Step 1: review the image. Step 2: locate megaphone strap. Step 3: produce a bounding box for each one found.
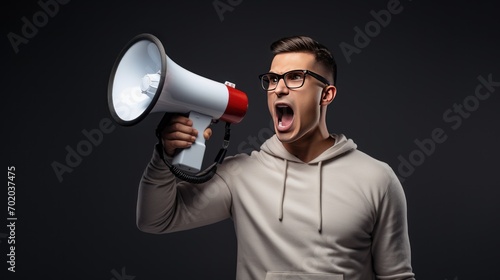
[214,122,231,164]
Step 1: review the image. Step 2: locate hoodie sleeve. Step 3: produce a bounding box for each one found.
[371,168,415,280]
[136,148,233,234]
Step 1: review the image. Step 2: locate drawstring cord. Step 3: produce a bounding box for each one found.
[318,161,323,234]
[278,159,288,222]
[278,159,324,234]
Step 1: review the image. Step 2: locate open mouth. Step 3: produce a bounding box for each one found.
[276,104,294,131]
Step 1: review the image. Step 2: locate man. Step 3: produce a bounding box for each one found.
[137,35,415,279]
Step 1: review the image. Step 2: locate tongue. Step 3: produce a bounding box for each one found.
[278,107,293,130]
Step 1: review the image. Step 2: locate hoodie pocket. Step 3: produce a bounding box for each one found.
[264,271,344,280]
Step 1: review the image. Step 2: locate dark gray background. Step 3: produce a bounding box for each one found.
[3,0,499,279]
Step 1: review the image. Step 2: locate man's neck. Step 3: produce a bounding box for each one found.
[282,131,335,163]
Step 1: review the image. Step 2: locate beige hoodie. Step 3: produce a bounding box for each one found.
[137,134,415,280]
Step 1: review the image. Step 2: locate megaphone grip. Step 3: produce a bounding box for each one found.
[171,111,213,173]
[154,142,217,184]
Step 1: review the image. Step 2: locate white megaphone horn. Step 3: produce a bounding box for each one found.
[107,33,248,176]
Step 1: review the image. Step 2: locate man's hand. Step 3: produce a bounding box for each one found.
[160,114,212,157]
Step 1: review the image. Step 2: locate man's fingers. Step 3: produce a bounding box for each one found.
[159,114,213,157]
[165,130,196,142]
[204,128,212,140]
[163,117,198,137]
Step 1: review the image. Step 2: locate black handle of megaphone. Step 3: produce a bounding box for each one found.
[154,113,231,184]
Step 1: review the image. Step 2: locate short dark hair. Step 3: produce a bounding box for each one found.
[270,36,337,86]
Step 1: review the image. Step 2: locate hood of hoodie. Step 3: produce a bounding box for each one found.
[259,134,357,233]
[260,134,357,163]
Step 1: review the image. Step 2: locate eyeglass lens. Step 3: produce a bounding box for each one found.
[262,71,305,90]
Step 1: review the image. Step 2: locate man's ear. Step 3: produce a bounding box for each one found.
[320,85,336,105]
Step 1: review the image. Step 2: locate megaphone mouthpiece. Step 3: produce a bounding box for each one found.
[220,84,248,124]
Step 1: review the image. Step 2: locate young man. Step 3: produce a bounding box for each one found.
[137,36,415,280]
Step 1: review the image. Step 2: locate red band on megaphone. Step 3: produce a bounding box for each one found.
[220,86,248,124]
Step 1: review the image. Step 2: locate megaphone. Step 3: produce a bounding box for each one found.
[108,33,248,175]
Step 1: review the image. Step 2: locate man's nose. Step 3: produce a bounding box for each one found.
[274,78,289,96]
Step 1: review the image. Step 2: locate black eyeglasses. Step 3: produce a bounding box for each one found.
[258,70,330,91]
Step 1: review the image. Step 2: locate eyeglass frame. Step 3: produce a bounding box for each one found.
[258,69,331,91]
